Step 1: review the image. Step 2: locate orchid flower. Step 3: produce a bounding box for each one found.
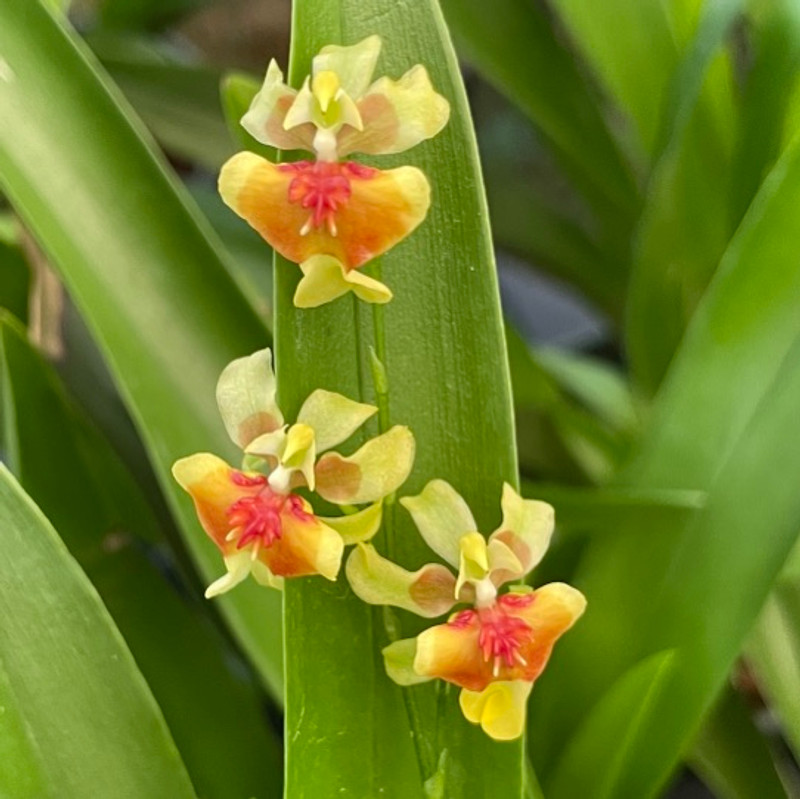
[218,35,450,308]
[346,480,586,741]
[173,349,415,598]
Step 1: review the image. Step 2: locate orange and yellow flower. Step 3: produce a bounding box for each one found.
[346,480,586,740]
[173,349,415,597]
[218,36,449,308]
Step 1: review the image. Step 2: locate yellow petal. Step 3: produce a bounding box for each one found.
[205,551,253,599]
[313,35,382,100]
[294,255,393,308]
[489,483,554,584]
[400,480,477,569]
[296,388,377,452]
[383,638,433,686]
[459,681,532,741]
[338,65,450,156]
[320,501,383,545]
[241,60,315,151]
[455,532,490,599]
[219,153,430,269]
[346,543,458,618]
[315,425,415,504]
[216,348,283,449]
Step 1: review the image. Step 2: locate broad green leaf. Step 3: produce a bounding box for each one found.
[439,0,638,218]
[689,686,788,799]
[747,579,800,765]
[276,1,522,796]
[0,0,282,697]
[546,650,676,798]
[626,0,741,393]
[0,313,282,799]
[532,128,800,796]
[0,465,196,798]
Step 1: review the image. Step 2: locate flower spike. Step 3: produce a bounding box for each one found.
[219,35,449,308]
[346,480,586,741]
[173,348,415,597]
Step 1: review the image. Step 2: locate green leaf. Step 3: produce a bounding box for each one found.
[276,2,522,796]
[0,464,196,798]
[689,686,788,799]
[625,0,741,393]
[545,650,677,799]
[0,0,282,697]
[532,127,800,796]
[747,578,800,765]
[439,0,638,217]
[0,312,282,799]
[99,0,209,31]
[91,35,236,170]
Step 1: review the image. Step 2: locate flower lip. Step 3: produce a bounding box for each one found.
[226,473,310,553]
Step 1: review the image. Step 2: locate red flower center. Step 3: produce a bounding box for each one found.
[280,160,377,235]
[450,593,536,674]
[227,472,308,551]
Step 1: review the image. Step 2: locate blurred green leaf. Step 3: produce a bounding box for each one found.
[626,0,741,393]
[731,0,800,221]
[99,0,210,32]
[0,234,29,325]
[277,1,523,795]
[89,33,235,170]
[0,312,282,799]
[747,579,800,765]
[533,126,800,796]
[0,0,282,697]
[689,686,787,799]
[440,0,639,218]
[546,650,677,799]
[0,464,196,798]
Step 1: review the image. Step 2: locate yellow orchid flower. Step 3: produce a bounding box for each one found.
[173,349,415,597]
[346,480,586,741]
[218,36,450,308]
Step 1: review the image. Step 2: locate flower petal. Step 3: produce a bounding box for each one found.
[489,484,555,583]
[219,153,430,269]
[383,638,433,686]
[172,453,257,552]
[346,543,458,618]
[296,388,377,453]
[400,480,477,569]
[508,583,587,683]
[320,501,383,545]
[257,498,343,580]
[459,681,533,741]
[241,60,316,151]
[205,551,253,599]
[338,65,450,156]
[279,422,317,490]
[312,35,382,100]
[413,611,486,690]
[216,348,283,450]
[315,425,415,504]
[294,255,393,308]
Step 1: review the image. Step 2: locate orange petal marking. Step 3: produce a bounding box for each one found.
[218,152,430,268]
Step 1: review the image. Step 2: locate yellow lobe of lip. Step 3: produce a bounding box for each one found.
[312,70,341,114]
